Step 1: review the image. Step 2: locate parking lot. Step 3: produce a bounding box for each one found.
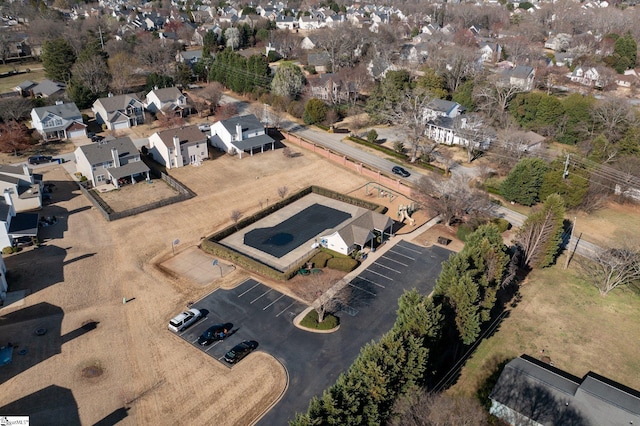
[174,279,307,365]
[337,240,447,316]
[169,239,452,424]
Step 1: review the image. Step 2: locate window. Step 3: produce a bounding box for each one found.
[96,174,105,182]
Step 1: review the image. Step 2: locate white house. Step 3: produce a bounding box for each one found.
[148,125,209,169]
[30,101,87,141]
[426,116,492,150]
[499,65,536,91]
[92,93,146,131]
[569,66,602,87]
[0,164,42,212]
[145,87,190,117]
[320,210,395,255]
[0,190,39,254]
[424,99,464,121]
[209,114,275,159]
[74,137,150,188]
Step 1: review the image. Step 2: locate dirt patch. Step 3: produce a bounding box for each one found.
[412,224,465,252]
[94,179,180,212]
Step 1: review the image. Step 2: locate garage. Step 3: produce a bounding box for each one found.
[66,122,87,139]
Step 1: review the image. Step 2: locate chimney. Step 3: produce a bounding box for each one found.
[22,163,30,177]
[173,135,180,153]
[236,123,243,141]
[108,92,113,97]
[111,148,120,168]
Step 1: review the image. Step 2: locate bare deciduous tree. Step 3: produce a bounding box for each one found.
[277,186,289,198]
[304,270,350,323]
[392,390,489,426]
[0,97,34,122]
[0,120,32,155]
[230,209,243,228]
[515,194,565,268]
[428,46,479,92]
[578,246,640,296]
[72,56,111,96]
[452,113,491,163]
[386,89,437,163]
[108,52,139,95]
[413,174,491,226]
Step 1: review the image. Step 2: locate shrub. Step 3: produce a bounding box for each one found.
[366,129,378,144]
[300,309,339,330]
[393,141,405,153]
[456,223,475,242]
[326,257,358,272]
[287,100,304,119]
[491,218,511,233]
[2,246,13,255]
[310,252,333,268]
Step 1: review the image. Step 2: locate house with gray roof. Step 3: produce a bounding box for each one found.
[490,355,640,425]
[29,79,66,98]
[30,101,86,141]
[148,125,208,169]
[145,87,191,117]
[423,99,464,120]
[0,163,43,212]
[500,65,536,91]
[320,210,395,255]
[208,114,275,159]
[92,93,145,131]
[74,137,150,189]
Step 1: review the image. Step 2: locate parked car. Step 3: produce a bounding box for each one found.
[224,340,258,364]
[197,323,233,346]
[392,166,410,178]
[28,155,53,165]
[198,123,211,132]
[168,308,202,332]
[92,135,104,142]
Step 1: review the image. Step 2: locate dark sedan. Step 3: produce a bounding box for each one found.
[392,166,410,178]
[223,340,258,364]
[28,155,53,165]
[197,323,233,346]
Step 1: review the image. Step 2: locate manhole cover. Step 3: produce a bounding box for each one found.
[34,327,47,336]
[81,365,104,378]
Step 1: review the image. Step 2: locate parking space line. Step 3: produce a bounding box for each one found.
[397,244,423,255]
[388,249,415,261]
[251,289,272,304]
[373,262,402,274]
[205,341,221,352]
[380,255,408,267]
[275,301,296,317]
[349,283,377,296]
[238,282,261,297]
[366,269,394,281]
[263,294,285,310]
[357,276,385,289]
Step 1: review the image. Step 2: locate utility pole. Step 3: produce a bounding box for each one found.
[563,154,570,179]
[564,216,577,269]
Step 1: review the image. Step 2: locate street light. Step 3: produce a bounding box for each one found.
[172,238,180,256]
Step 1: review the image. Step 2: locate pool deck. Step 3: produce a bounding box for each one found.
[220,193,369,271]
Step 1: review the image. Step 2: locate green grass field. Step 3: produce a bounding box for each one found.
[450,261,640,397]
[0,61,45,94]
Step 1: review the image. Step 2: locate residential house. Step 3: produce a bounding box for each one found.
[0,164,43,212]
[74,137,150,188]
[208,114,275,159]
[479,41,502,63]
[176,49,203,66]
[309,74,353,104]
[0,190,39,254]
[148,125,209,169]
[490,355,640,425]
[299,15,325,30]
[569,66,602,87]
[399,42,430,65]
[92,93,146,131]
[145,87,191,117]
[423,99,464,121]
[30,101,86,141]
[307,51,332,73]
[545,33,572,52]
[500,65,536,91]
[300,36,318,50]
[275,15,298,30]
[320,210,395,255]
[16,79,66,98]
[426,116,492,150]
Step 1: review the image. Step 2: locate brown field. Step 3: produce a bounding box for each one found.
[449,263,640,398]
[0,147,372,425]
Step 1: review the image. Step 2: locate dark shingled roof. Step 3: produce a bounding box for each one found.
[77,137,138,165]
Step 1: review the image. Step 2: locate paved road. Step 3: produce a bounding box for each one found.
[283,121,603,259]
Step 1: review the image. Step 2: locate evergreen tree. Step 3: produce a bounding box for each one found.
[304,98,328,124]
[515,194,566,268]
[271,61,305,98]
[558,93,595,145]
[613,32,637,73]
[539,159,589,209]
[41,38,76,83]
[452,79,475,112]
[501,157,550,206]
[365,70,411,122]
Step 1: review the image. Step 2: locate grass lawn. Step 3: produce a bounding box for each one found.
[0,66,45,93]
[449,262,640,398]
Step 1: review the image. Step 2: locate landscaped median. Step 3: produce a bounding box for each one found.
[294,307,340,333]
